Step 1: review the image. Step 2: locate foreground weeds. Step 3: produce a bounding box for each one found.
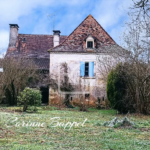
[0,106,150,149]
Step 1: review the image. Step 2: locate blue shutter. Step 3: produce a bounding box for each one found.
[80,62,85,77]
[89,62,94,77]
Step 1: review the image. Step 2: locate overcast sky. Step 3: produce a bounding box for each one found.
[0,0,132,54]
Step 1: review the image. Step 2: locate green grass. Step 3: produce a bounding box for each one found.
[0,106,150,150]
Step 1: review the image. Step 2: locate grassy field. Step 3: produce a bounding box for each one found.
[0,106,150,150]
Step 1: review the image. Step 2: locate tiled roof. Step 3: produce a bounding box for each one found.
[31,58,50,70]
[0,59,3,68]
[49,14,116,52]
[6,34,67,69]
[7,34,67,57]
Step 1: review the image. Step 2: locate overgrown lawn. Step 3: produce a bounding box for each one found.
[0,106,150,150]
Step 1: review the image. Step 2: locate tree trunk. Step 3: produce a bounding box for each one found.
[23,104,28,112]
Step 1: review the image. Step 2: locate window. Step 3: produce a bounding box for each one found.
[86,35,94,49]
[85,62,89,76]
[80,62,94,77]
[22,38,26,43]
[87,41,93,48]
[0,68,3,73]
[102,97,104,101]
[85,94,90,99]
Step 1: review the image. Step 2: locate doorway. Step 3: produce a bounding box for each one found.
[40,87,49,104]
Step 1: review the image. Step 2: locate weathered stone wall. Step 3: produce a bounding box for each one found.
[49,52,108,106]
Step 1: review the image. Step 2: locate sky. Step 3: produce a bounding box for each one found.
[0,0,133,55]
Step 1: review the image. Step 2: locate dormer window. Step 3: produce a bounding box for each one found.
[22,38,26,43]
[87,41,93,48]
[86,35,94,49]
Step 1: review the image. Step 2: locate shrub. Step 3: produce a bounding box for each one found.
[95,97,110,109]
[96,97,101,109]
[17,87,42,112]
[78,95,88,111]
[107,64,134,113]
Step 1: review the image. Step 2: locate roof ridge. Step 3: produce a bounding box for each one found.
[18,34,67,36]
[89,15,116,44]
[19,34,53,36]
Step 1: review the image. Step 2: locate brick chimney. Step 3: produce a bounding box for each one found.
[9,24,19,47]
[53,30,61,47]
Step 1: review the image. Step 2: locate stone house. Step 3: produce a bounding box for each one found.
[6,14,122,106]
[48,14,122,107]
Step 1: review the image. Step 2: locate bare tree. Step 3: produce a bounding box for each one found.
[0,57,37,105]
[121,14,150,114]
[60,62,74,107]
[132,0,150,15]
[97,10,150,114]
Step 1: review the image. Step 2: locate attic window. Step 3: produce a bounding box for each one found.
[86,35,94,49]
[87,41,93,48]
[22,38,26,43]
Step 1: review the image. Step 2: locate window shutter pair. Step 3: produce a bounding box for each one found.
[80,62,94,77]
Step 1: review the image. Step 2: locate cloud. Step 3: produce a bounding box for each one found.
[0,0,132,52]
[92,0,131,29]
[0,30,9,51]
[0,0,55,26]
[0,0,87,25]
[0,0,89,47]
[91,0,133,43]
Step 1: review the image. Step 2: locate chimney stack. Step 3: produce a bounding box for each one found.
[53,30,61,47]
[9,24,19,47]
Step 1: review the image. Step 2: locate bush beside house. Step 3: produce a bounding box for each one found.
[17,87,42,112]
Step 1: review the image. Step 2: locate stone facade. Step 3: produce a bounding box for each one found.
[48,14,118,106]
[49,53,107,106]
